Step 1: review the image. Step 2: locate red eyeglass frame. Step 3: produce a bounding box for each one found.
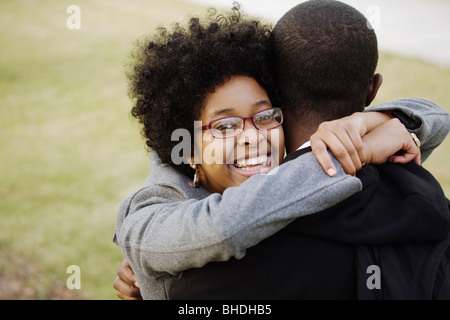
[201,108,284,139]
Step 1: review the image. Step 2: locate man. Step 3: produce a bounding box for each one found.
[114,0,450,299]
[168,0,450,299]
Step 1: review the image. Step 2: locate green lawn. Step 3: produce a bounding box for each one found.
[0,0,208,300]
[0,0,449,299]
[373,52,450,191]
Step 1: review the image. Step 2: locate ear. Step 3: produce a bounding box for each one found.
[187,156,195,168]
[365,73,383,106]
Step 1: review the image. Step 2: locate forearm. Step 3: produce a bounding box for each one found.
[354,111,391,134]
[116,152,362,275]
[365,98,450,162]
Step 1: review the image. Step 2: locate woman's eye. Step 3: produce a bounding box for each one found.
[255,114,273,124]
[215,123,236,131]
[212,119,240,131]
[256,115,270,121]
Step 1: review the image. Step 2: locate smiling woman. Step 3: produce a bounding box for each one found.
[114,3,380,300]
[195,75,284,194]
[126,4,280,183]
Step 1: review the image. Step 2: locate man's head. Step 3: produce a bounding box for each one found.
[272,0,382,150]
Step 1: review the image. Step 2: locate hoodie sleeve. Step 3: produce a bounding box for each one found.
[365,98,450,162]
[114,152,361,275]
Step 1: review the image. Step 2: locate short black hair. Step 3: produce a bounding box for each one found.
[126,4,279,178]
[272,0,378,121]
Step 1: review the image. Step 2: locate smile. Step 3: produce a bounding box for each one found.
[234,155,269,170]
[229,154,272,176]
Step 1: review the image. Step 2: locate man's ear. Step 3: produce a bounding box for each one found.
[365,73,383,106]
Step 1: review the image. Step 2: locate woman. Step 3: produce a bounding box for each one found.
[114,5,446,299]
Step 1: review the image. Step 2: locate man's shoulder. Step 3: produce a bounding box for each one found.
[358,162,449,215]
[360,162,444,193]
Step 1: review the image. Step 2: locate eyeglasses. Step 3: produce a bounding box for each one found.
[201,108,283,139]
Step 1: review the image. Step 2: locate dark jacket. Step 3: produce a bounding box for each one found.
[170,149,450,300]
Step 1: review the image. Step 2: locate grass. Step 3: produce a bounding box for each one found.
[373,52,450,191]
[0,0,208,300]
[0,0,449,299]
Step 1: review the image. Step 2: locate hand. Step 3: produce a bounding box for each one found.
[113,258,142,300]
[310,112,420,176]
[363,118,421,166]
[310,112,381,176]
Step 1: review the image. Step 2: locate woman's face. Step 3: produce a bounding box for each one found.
[194,75,285,194]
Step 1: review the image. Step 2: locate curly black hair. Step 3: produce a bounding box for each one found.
[126,3,279,178]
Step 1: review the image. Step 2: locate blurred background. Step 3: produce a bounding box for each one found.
[1,0,449,299]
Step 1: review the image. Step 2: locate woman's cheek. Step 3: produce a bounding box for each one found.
[199,133,235,166]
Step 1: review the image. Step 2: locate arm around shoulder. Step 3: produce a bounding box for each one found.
[114,152,362,275]
[366,98,450,162]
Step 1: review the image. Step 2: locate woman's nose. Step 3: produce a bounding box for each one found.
[237,119,264,146]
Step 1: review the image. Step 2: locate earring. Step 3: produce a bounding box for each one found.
[190,163,200,188]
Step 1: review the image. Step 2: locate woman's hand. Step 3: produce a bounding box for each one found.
[113,258,142,300]
[362,118,421,166]
[310,112,420,176]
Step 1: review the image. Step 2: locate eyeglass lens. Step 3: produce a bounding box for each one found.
[210,109,282,138]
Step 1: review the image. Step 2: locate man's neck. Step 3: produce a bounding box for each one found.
[283,109,325,153]
[286,137,309,153]
[284,121,318,154]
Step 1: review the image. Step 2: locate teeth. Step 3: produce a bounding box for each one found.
[235,155,268,168]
